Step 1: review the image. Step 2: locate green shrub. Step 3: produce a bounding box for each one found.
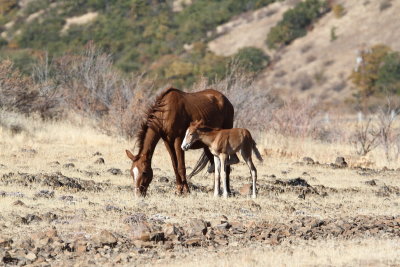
[376,52,400,94]
[233,47,270,73]
[332,4,345,18]
[350,44,392,97]
[266,0,329,49]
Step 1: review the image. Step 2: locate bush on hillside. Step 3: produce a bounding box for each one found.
[376,51,400,95]
[350,44,392,97]
[266,0,329,49]
[233,47,270,73]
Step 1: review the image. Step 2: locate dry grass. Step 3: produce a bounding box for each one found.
[0,112,399,266]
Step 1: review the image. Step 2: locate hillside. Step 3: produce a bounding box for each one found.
[209,0,400,107]
[1,0,400,108]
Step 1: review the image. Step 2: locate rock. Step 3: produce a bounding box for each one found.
[48,161,60,167]
[25,252,36,261]
[0,237,13,248]
[302,157,315,164]
[186,219,207,237]
[96,230,117,247]
[163,224,181,240]
[105,204,122,212]
[63,163,75,168]
[158,177,169,183]
[93,152,102,156]
[34,190,54,198]
[59,195,74,201]
[184,237,202,246]
[239,184,252,196]
[107,168,122,175]
[124,213,147,224]
[335,157,347,168]
[94,158,105,164]
[21,148,37,154]
[287,178,310,187]
[19,214,42,225]
[150,232,165,242]
[12,200,25,206]
[130,222,152,241]
[365,179,377,186]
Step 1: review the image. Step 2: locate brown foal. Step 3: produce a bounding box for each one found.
[181,120,263,198]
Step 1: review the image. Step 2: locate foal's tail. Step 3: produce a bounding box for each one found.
[252,141,263,162]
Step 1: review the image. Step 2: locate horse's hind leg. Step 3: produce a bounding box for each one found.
[213,156,221,197]
[241,147,257,198]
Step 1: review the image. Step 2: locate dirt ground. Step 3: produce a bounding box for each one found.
[1,117,400,266]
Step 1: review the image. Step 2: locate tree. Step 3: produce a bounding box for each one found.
[233,47,270,73]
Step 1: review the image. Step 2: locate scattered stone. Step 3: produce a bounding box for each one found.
[34,190,55,198]
[130,222,152,241]
[18,214,42,225]
[59,195,74,201]
[25,252,37,261]
[365,179,377,186]
[63,163,75,168]
[48,161,60,167]
[95,230,117,247]
[21,148,37,154]
[124,213,147,224]
[186,219,207,237]
[94,158,105,164]
[105,204,122,212]
[158,177,169,183]
[303,157,314,164]
[12,200,25,206]
[185,237,202,246]
[335,157,348,168]
[0,237,13,248]
[107,168,122,175]
[93,152,102,156]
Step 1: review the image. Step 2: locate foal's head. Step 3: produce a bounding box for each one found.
[125,150,153,197]
[181,119,205,151]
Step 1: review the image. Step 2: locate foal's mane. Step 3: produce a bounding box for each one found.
[135,88,181,154]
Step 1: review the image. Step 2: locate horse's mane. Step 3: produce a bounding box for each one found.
[135,88,182,154]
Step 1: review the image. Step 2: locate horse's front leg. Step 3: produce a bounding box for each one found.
[175,138,190,194]
[220,154,229,198]
[213,156,221,197]
[164,140,183,194]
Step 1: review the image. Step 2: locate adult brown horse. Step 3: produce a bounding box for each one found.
[125,88,236,197]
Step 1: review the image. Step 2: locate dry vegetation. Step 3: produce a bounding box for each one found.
[0,107,400,266]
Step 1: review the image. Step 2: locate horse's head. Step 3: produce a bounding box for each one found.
[181,119,204,151]
[125,149,153,197]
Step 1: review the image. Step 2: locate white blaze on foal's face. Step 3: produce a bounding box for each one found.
[181,129,190,150]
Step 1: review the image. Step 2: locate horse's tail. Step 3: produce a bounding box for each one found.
[188,150,209,179]
[252,141,263,162]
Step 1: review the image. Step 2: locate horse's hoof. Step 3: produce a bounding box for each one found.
[251,195,257,199]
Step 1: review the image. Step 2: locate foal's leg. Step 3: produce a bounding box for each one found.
[220,154,229,198]
[241,147,257,198]
[213,156,221,197]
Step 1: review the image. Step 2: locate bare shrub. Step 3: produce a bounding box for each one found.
[270,98,322,139]
[0,59,59,117]
[351,119,379,156]
[376,104,399,161]
[191,61,277,130]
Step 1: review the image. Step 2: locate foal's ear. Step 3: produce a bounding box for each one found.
[125,149,137,161]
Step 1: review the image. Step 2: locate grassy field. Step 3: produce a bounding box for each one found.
[0,112,399,266]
